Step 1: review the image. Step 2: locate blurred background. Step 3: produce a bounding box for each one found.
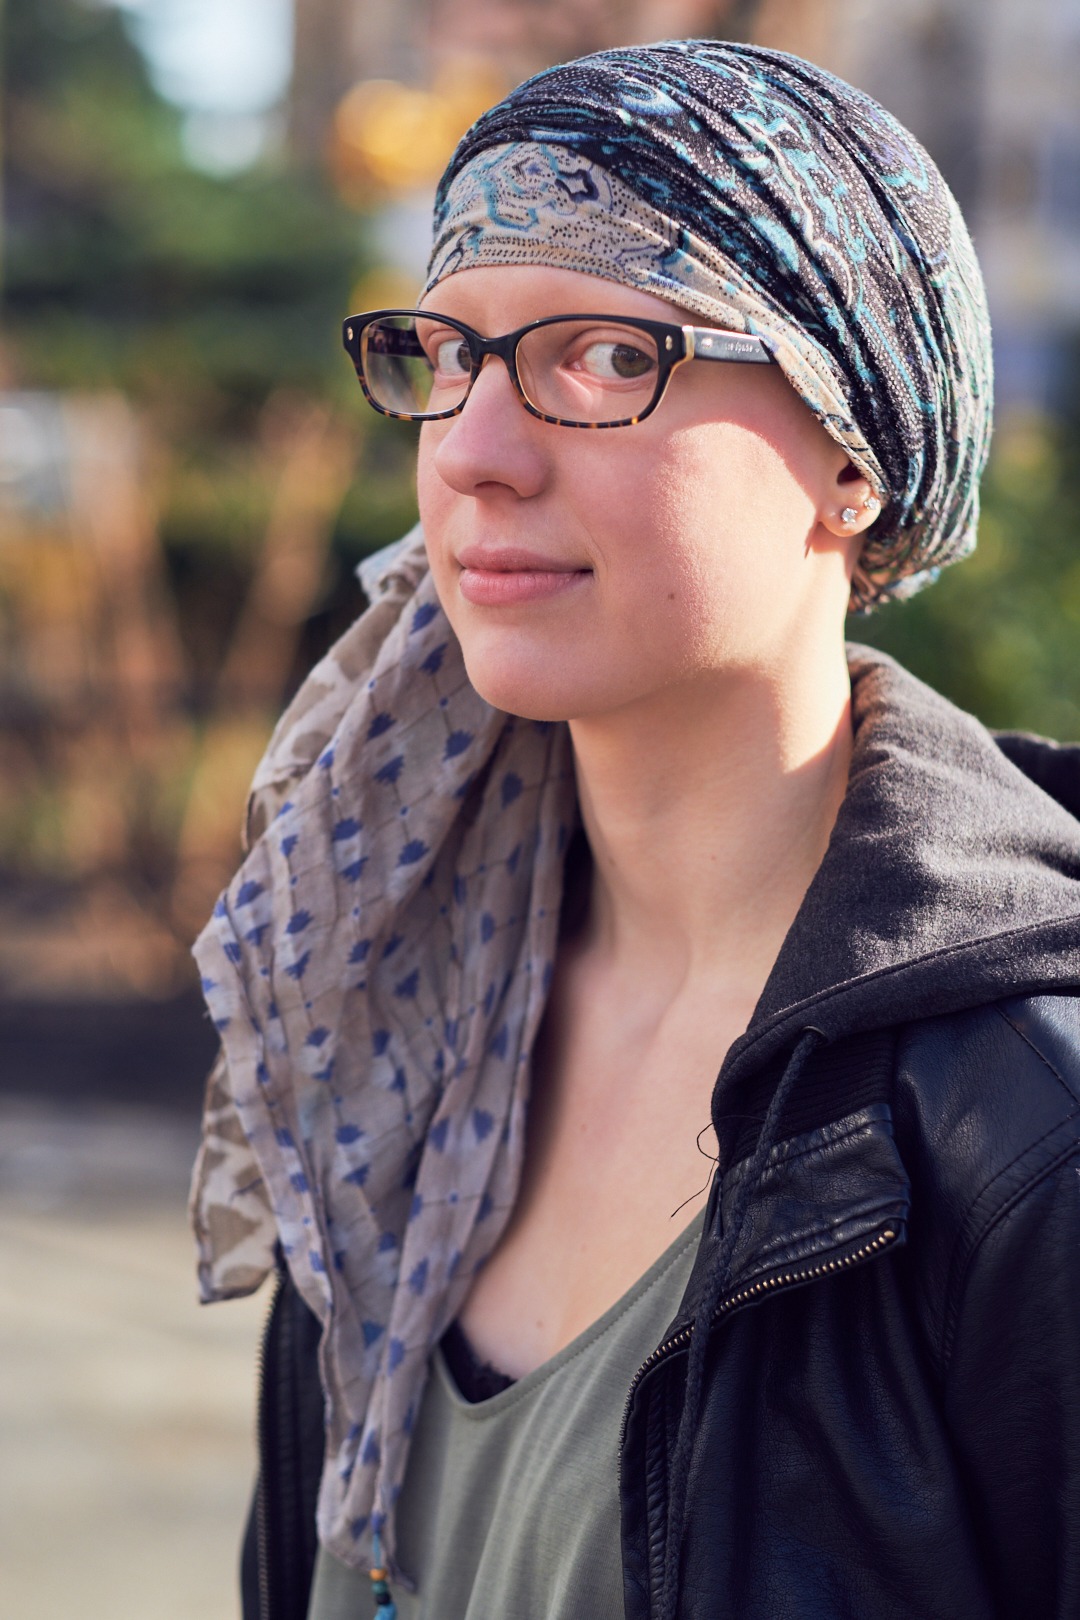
[1,0,1078,1615]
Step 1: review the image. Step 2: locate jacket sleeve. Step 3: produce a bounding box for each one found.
[942,1127,1080,1618]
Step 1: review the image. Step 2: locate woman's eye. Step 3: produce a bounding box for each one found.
[431,337,471,378]
[578,340,655,381]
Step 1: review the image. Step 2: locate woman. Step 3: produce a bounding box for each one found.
[191,40,1080,1620]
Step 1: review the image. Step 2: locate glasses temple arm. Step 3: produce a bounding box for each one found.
[682,327,774,364]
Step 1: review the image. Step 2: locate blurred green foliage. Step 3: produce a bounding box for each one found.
[4,0,367,417]
[6,0,358,416]
[4,0,418,597]
[853,406,1080,740]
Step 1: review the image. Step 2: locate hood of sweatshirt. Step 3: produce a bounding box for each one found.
[713,647,1080,1118]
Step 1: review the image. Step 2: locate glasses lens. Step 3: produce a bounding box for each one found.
[360,315,472,417]
[515,320,661,424]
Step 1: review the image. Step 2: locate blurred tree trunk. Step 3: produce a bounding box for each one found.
[289,0,425,166]
[169,395,358,942]
[67,396,185,750]
[751,0,836,60]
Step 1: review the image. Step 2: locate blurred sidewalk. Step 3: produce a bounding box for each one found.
[0,1096,266,1620]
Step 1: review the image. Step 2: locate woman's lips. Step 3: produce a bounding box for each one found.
[456,546,591,607]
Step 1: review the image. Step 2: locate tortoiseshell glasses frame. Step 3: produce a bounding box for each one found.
[341,308,775,430]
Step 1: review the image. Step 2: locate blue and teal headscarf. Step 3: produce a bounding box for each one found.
[426,41,993,610]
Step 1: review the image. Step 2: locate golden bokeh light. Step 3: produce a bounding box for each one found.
[331,59,506,200]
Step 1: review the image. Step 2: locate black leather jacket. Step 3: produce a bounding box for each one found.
[238,654,1080,1620]
[622,996,1080,1620]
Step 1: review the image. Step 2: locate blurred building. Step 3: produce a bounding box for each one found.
[839,0,1080,411]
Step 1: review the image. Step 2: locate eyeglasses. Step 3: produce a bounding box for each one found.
[341,309,774,429]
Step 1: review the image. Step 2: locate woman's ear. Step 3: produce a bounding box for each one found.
[818,460,884,539]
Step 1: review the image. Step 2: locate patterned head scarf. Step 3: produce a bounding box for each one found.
[425,40,993,610]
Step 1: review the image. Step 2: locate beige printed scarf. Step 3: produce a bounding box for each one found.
[191,527,576,1574]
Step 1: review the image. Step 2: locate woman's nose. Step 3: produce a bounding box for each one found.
[428,354,550,499]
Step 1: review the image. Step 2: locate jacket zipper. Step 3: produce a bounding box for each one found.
[621,1223,899,1439]
[621,1224,900,1620]
[619,1223,898,1619]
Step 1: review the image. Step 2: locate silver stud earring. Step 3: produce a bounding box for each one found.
[841,507,859,526]
[863,494,881,516]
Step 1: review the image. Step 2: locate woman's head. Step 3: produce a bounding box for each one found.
[423,40,993,614]
[416,261,872,722]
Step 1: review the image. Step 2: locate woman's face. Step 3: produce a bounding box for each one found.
[417,265,858,722]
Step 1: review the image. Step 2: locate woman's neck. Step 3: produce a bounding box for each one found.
[567,645,854,1009]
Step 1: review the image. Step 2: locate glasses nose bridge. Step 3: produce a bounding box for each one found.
[465,328,527,407]
[472,328,522,373]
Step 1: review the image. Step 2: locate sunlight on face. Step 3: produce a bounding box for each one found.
[416,266,857,722]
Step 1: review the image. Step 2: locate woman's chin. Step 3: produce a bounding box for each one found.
[463,669,577,723]
[459,649,597,723]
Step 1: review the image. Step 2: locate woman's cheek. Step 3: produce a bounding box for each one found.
[416,454,457,610]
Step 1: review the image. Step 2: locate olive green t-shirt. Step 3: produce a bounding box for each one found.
[307,1212,703,1620]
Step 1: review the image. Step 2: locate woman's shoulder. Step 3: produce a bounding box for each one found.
[895,992,1080,1194]
[893,993,1080,1355]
